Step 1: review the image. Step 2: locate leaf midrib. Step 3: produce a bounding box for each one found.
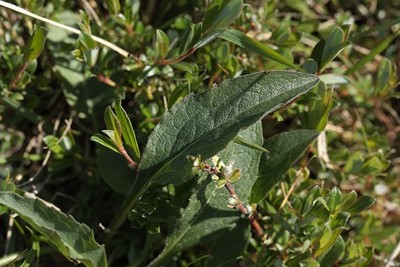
[141,79,316,184]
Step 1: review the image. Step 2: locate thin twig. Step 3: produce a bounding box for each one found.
[157,48,196,65]
[201,161,265,239]
[0,0,131,57]
[225,182,265,239]
[9,61,28,89]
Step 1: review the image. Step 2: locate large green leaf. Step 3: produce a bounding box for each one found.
[139,71,318,186]
[0,192,107,267]
[250,130,319,203]
[147,122,263,267]
[109,71,318,233]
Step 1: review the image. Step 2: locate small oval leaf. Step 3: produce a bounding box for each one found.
[23,26,49,62]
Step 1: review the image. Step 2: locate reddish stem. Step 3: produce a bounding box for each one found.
[9,61,29,89]
[225,182,265,239]
[120,147,138,169]
[157,48,196,65]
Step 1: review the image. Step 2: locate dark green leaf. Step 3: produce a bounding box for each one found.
[303,58,318,74]
[250,130,319,203]
[219,29,298,69]
[286,251,312,267]
[343,152,364,174]
[319,27,350,71]
[375,57,397,97]
[202,0,243,35]
[23,26,49,62]
[110,71,318,234]
[97,147,135,195]
[114,100,140,160]
[318,236,345,266]
[193,29,225,50]
[207,220,250,266]
[139,71,318,186]
[179,23,202,54]
[147,123,263,267]
[345,195,375,215]
[340,190,357,211]
[310,40,325,69]
[0,192,107,267]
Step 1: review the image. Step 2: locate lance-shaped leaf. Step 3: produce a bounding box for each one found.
[23,26,49,62]
[104,106,123,148]
[147,122,263,267]
[109,71,319,233]
[219,29,298,69]
[138,71,319,187]
[250,130,319,203]
[105,0,120,15]
[0,192,107,267]
[202,0,243,35]
[114,100,140,160]
[90,133,120,154]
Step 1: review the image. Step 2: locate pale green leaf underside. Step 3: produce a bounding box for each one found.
[148,122,263,267]
[0,192,107,267]
[138,71,319,186]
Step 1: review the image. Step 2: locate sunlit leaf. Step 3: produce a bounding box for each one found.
[23,26,48,62]
[114,100,140,160]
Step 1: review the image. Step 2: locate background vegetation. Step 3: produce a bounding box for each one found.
[0,0,399,266]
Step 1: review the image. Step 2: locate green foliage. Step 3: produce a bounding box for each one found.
[149,122,262,267]
[1,0,398,266]
[0,192,106,267]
